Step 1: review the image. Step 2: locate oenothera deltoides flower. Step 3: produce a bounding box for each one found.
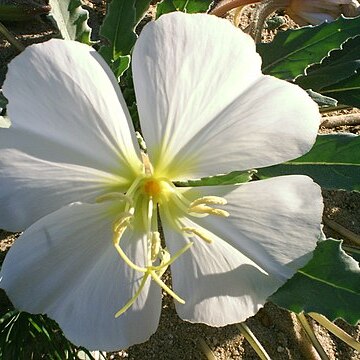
[287,0,360,26]
[0,13,323,351]
[212,0,360,26]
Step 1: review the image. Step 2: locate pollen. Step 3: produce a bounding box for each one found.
[143,178,162,197]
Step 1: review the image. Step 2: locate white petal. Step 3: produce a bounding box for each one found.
[0,149,128,231]
[290,11,336,25]
[161,175,323,325]
[288,0,344,24]
[162,218,281,326]
[187,175,323,276]
[0,202,161,351]
[132,13,319,180]
[2,39,141,175]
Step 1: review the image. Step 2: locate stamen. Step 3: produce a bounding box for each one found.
[149,270,185,304]
[182,227,214,243]
[156,248,171,278]
[109,163,231,317]
[151,242,193,273]
[113,212,133,234]
[151,231,161,262]
[189,204,229,217]
[115,241,189,318]
[115,273,150,318]
[142,153,153,176]
[113,243,147,273]
[189,196,227,207]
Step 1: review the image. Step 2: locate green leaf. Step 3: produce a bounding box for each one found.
[296,36,360,107]
[270,239,360,325]
[112,55,131,79]
[344,246,360,263]
[48,0,92,44]
[306,89,337,108]
[321,72,360,108]
[99,0,151,77]
[257,16,360,80]
[0,116,10,128]
[156,0,213,17]
[174,170,255,187]
[121,69,140,129]
[296,36,360,89]
[0,92,8,109]
[0,310,101,359]
[257,134,360,191]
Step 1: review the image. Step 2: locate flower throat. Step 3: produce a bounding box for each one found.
[97,153,229,317]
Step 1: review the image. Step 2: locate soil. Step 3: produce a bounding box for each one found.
[0,1,359,359]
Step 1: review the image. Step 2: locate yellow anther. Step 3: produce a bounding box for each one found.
[189,196,227,207]
[113,212,133,232]
[182,227,214,244]
[156,248,171,278]
[112,212,134,246]
[150,231,161,262]
[152,242,193,276]
[141,152,153,176]
[189,204,229,217]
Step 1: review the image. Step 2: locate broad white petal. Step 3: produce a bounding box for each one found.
[0,202,161,351]
[187,175,323,275]
[0,149,128,231]
[290,11,336,25]
[133,13,319,180]
[161,175,323,325]
[163,218,281,325]
[288,0,345,24]
[2,39,141,175]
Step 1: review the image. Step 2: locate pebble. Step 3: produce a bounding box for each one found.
[277,346,285,353]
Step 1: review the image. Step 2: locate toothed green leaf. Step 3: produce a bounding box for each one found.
[48,0,92,44]
[270,239,360,325]
[257,134,360,192]
[258,16,360,80]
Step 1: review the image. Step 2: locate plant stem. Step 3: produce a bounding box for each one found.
[309,313,360,352]
[297,313,330,360]
[236,323,271,360]
[247,0,289,42]
[323,217,360,246]
[321,113,360,128]
[0,22,24,53]
[233,5,247,27]
[197,337,217,360]
[342,244,360,257]
[210,0,260,17]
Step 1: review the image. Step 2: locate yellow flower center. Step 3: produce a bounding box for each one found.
[97,154,229,317]
[143,178,162,197]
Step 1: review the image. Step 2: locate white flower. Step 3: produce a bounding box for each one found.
[0,13,323,351]
[211,0,360,26]
[287,0,360,26]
